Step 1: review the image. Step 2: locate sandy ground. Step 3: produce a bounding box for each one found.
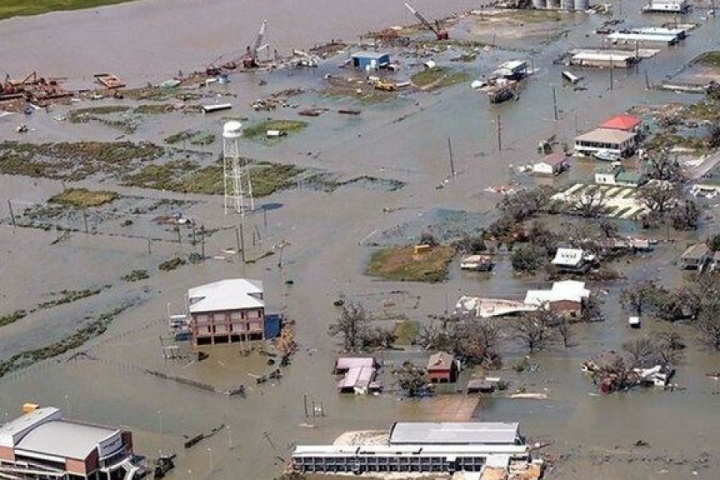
[1,2,720,480]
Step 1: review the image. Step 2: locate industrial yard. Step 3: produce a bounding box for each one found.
[1,0,720,480]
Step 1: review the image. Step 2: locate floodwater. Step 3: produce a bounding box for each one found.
[1,1,720,480]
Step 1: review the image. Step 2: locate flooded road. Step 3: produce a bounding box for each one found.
[1,1,720,480]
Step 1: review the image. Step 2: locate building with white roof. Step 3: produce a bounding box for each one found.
[0,406,136,480]
[524,280,591,316]
[187,278,266,345]
[574,128,637,158]
[551,248,596,273]
[642,0,688,13]
[291,422,534,475]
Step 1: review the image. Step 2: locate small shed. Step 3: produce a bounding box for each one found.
[615,170,647,187]
[680,243,710,270]
[351,51,390,71]
[264,312,284,339]
[532,153,569,176]
[460,254,493,271]
[426,351,456,383]
[594,166,617,185]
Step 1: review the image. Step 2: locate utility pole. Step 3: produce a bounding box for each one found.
[447,137,456,177]
[200,224,206,258]
[609,61,614,91]
[235,226,241,254]
[496,114,502,152]
[7,200,15,228]
[644,70,650,90]
[552,86,558,121]
[239,222,246,263]
[83,208,89,234]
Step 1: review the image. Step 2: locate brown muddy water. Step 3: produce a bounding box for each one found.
[1,1,720,480]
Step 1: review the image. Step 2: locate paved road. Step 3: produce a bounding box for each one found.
[687,150,720,180]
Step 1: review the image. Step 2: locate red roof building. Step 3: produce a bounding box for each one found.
[427,352,456,383]
[598,114,641,132]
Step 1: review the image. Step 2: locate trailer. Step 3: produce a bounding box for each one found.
[562,70,581,84]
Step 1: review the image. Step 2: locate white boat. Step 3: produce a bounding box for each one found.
[593,150,621,162]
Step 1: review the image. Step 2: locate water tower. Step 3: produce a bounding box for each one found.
[222,121,254,215]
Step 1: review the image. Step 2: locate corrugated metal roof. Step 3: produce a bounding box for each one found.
[16,420,119,460]
[188,278,264,313]
[389,422,520,445]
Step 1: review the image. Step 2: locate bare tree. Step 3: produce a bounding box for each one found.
[707,124,720,149]
[513,310,555,353]
[697,301,720,350]
[638,182,680,215]
[511,244,547,273]
[361,326,397,349]
[581,293,605,323]
[620,280,659,317]
[642,151,684,182]
[569,188,607,218]
[599,219,619,239]
[394,361,428,397]
[670,200,700,231]
[327,301,370,352]
[453,233,487,254]
[497,186,555,223]
[554,316,573,348]
[419,319,501,368]
[651,330,685,364]
[455,318,502,368]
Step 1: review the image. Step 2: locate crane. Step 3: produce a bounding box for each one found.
[404,3,448,40]
[242,19,268,68]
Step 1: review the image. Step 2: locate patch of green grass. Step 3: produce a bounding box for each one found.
[121,160,194,190]
[159,257,187,271]
[506,9,561,23]
[119,87,170,101]
[190,133,216,145]
[123,159,303,197]
[698,51,720,68]
[683,100,720,122]
[0,305,130,379]
[67,106,130,123]
[366,245,456,283]
[243,120,308,139]
[0,0,138,21]
[38,288,102,309]
[48,188,119,208]
[0,141,164,181]
[134,104,174,114]
[172,166,224,195]
[251,163,305,197]
[0,310,27,328]
[393,320,420,345]
[122,270,149,282]
[165,130,194,145]
[411,68,469,90]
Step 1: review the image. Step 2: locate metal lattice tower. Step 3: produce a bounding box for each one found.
[222,121,254,215]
